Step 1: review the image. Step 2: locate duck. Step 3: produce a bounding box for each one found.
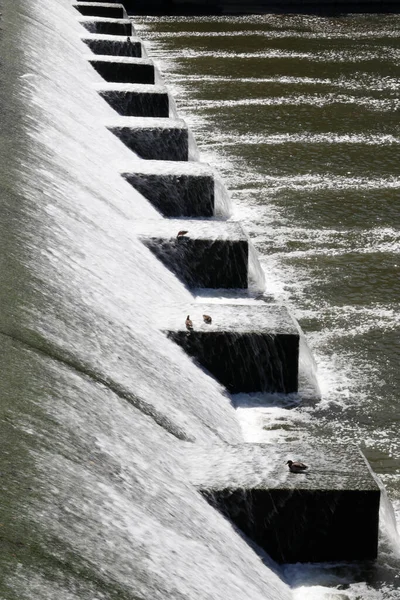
[286,460,308,473]
[185,315,193,331]
[203,314,212,324]
[177,230,188,239]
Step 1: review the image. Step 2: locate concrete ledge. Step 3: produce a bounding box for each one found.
[79,17,133,36]
[74,2,126,18]
[164,304,299,392]
[97,83,169,117]
[89,56,155,84]
[108,117,190,160]
[82,34,142,57]
[122,160,217,216]
[187,443,380,563]
[136,220,248,289]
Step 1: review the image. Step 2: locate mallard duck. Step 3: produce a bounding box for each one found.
[286,460,308,473]
[185,315,193,331]
[203,314,212,324]
[177,230,188,239]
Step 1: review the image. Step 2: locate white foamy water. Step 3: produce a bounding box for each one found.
[152,73,400,93]
[211,133,400,145]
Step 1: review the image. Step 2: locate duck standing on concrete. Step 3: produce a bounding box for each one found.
[185,315,193,331]
[203,314,212,324]
[286,460,308,473]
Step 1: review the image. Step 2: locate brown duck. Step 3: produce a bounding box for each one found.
[203,315,212,324]
[286,460,308,473]
[185,315,193,331]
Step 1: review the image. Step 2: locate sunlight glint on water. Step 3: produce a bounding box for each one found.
[134,12,400,599]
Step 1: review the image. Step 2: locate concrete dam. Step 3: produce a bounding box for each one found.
[0,1,397,600]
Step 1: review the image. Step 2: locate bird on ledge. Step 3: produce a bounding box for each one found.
[286,460,308,473]
[177,230,188,239]
[203,315,212,324]
[185,315,193,331]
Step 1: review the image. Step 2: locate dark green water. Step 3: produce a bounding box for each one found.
[135,13,400,598]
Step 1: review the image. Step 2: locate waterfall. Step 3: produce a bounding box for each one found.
[0,1,292,599]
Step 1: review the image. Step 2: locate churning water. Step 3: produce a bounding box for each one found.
[133,12,400,600]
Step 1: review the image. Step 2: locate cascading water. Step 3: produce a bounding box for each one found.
[0,1,293,599]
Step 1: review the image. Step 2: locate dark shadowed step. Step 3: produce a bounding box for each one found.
[89,56,155,84]
[122,160,217,216]
[109,117,190,160]
[82,34,142,57]
[97,84,169,117]
[80,17,133,36]
[164,303,299,392]
[135,220,248,289]
[187,443,380,563]
[74,2,126,18]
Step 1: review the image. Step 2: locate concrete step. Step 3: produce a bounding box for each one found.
[122,160,227,217]
[163,303,299,392]
[74,2,126,18]
[82,34,143,57]
[89,56,155,84]
[187,443,380,563]
[108,117,191,160]
[79,17,133,36]
[97,83,169,117]
[135,220,248,289]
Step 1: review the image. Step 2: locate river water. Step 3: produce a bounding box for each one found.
[133,13,400,600]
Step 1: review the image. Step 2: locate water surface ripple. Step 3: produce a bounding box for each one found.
[135,12,400,600]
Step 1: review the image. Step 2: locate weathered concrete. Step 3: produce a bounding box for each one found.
[97,83,169,117]
[122,160,217,216]
[80,17,133,36]
[187,443,380,563]
[135,220,248,289]
[108,117,190,160]
[164,304,299,392]
[74,2,126,18]
[89,56,155,84]
[82,34,142,57]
